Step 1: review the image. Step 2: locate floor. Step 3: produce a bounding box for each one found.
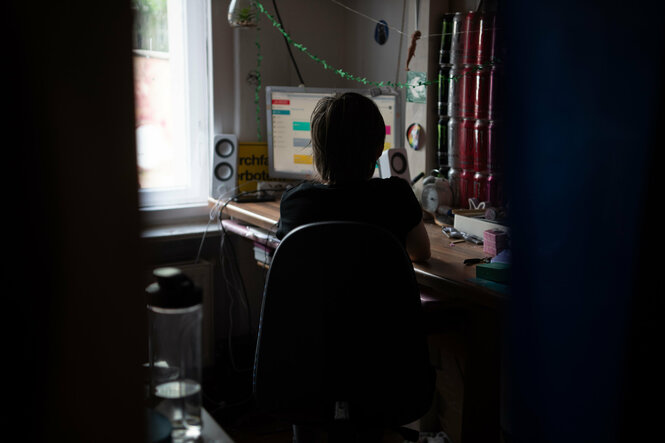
[223,412,291,442]
[204,381,430,443]
[209,401,415,442]
[202,349,426,442]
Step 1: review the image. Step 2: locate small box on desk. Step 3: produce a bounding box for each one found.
[476,262,510,285]
[483,229,509,256]
[454,213,509,239]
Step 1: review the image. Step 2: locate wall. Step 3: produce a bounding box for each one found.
[212,0,412,143]
[211,0,478,190]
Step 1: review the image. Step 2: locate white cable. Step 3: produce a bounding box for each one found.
[330,0,498,39]
[195,181,261,371]
[219,217,251,373]
[331,0,406,36]
[195,181,260,264]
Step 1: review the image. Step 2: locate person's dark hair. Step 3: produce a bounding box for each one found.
[310,92,386,183]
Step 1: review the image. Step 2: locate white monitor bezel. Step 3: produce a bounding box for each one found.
[265,85,401,180]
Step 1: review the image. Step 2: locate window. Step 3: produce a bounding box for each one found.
[132,0,211,210]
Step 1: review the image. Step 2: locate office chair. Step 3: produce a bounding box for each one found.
[253,221,435,442]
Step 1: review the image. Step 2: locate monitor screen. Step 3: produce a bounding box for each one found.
[266,86,401,180]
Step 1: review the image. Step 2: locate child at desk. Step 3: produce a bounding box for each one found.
[275,92,431,262]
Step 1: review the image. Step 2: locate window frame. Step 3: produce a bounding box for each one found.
[136,0,212,215]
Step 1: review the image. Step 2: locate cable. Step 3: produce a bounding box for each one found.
[195,181,261,264]
[220,229,250,373]
[332,0,405,36]
[215,188,285,373]
[217,197,253,373]
[328,0,497,39]
[195,184,258,375]
[200,187,287,412]
[195,187,239,265]
[195,220,213,265]
[207,186,291,374]
[260,222,280,294]
[271,0,305,85]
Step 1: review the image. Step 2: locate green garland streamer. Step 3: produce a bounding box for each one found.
[254,14,263,141]
[248,0,500,140]
[253,0,497,89]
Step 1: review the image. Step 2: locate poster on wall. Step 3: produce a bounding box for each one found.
[406,71,427,103]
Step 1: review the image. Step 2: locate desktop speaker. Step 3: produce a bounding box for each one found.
[211,134,238,200]
[378,147,411,182]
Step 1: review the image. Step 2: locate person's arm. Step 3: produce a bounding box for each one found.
[406,219,431,262]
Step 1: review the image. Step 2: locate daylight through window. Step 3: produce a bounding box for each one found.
[132,0,210,209]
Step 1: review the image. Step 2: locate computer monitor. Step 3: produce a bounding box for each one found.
[265,86,401,180]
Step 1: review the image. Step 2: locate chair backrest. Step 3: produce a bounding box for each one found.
[253,221,434,428]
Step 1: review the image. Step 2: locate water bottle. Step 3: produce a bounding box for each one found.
[146,267,203,441]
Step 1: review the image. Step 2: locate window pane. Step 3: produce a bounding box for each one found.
[132,0,168,52]
[132,0,184,191]
[132,0,210,208]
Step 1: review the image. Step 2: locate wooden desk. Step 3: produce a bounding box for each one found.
[214,198,506,443]
[218,199,506,310]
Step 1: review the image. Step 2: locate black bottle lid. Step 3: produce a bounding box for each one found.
[146,267,202,309]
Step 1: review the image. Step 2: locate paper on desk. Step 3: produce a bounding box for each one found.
[491,249,511,264]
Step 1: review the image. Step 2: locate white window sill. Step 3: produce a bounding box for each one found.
[140,203,220,240]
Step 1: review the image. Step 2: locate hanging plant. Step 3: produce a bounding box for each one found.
[228,0,258,28]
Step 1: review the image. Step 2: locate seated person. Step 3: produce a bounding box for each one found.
[276,92,431,262]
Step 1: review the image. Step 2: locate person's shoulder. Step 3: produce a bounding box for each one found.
[370,176,409,185]
[369,176,412,192]
[281,181,325,201]
[370,177,420,210]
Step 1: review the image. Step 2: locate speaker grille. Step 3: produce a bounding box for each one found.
[391,152,407,174]
[211,134,239,199]
[214,162,234,181]
[215,138,235,157]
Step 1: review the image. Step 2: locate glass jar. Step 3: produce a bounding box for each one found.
[146,267,203,441]
[228,0,258,28]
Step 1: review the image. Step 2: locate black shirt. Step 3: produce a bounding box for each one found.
[276,177,422,246]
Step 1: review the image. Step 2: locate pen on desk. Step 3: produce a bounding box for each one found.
[464,257,491,266]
